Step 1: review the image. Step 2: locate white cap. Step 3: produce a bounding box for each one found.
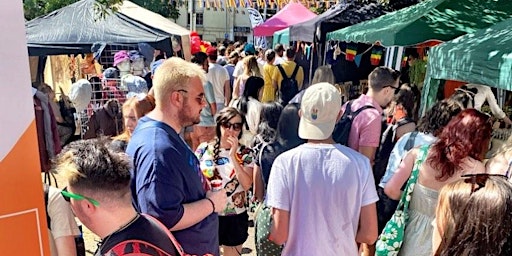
[298,82,341,140]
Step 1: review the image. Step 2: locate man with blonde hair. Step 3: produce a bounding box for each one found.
[127,57,227,255]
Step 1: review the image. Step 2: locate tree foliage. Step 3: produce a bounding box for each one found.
[24,0,179,21]
[130,0,180,21]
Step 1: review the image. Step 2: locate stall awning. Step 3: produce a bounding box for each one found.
[421,18,512,114]
[327,0,512,46]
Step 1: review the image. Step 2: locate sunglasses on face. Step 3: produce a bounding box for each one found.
[221,122,243,131]
[461,173,508,194]
[384,85,401,94]
[61,187,100,206]
[177,89,206,105]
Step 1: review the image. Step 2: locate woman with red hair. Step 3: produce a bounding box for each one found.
[383,108,492,256]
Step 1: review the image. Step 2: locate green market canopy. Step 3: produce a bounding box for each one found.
[273,28,289,48]
[420,18,512,114]
[327,0,512,47]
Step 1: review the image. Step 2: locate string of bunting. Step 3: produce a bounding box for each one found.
[196,0,340,10]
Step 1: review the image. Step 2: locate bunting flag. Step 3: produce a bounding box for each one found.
[346,43,357,61]
[371,47,383,66]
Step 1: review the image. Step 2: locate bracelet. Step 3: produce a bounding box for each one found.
[205,197,215,213]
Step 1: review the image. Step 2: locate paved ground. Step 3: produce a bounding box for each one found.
[44,172,256,256]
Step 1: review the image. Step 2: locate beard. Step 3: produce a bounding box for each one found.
[178,101,201,127]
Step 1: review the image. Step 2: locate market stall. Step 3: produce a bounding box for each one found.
[253,2,317,37]
[326,0,512,46]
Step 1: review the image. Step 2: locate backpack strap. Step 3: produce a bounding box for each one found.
[404,131,419,151]
[142,213,187,256]
[290,64,300,80]
[257,141,269,167]
[276,64,288,79]
[396,117,414,127]
[43,183,51,230]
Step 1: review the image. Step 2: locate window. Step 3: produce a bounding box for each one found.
[187,13,204,27]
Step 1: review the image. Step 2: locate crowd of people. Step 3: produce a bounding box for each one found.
[38,40,512,256]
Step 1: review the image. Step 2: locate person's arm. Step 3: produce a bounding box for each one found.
[384,149,417,200]
[54,236,77,256]
[269,207,289,245]
[253,164,265,202]
[224,79,231,106]
[204,82,217,116]
[47,186,80,256]
[356,203,378,245]
[232,77,241,99]
[357,110,382,165]
[172,190,226,231]
[297,66,304,90]
[359,146,378,166]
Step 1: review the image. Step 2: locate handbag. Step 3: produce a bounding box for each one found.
[254,202,283,256]
[375,144,430,256]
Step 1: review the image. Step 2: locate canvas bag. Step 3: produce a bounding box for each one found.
[375,144,430,256]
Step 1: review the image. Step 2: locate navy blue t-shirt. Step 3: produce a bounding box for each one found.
[126,116,219,255]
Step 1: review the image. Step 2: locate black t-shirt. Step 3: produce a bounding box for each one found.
[96,215,178,256]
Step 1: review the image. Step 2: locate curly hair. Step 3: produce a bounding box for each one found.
[435,177,512,256]
[427,109,492,181]
[212,107,245,161]
[417,99,463,136]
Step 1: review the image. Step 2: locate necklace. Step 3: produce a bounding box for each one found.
[95,213,140,255]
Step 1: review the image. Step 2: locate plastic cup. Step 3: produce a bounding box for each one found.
[211,179,223,191]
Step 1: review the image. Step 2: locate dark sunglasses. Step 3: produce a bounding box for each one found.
[384,85,401,94]
[221,122,243,131]
[461,173,508,194]
[61,187,100,206]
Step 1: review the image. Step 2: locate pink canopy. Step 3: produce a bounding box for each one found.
[253,2,317,36]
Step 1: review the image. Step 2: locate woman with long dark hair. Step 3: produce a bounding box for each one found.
[253,103,306,256]
[195,107,253,256]
[234,76,264,146]
[383,109,493,256]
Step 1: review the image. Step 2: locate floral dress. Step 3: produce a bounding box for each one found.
[195,142,254,216]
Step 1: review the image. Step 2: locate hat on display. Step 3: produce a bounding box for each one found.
[69,79,92,112]
[206,47,217,56]
[151,59,164,75]
[244,43,256,55]
[129,50,144,61]
[102,67,118,80]
[121,74,148,94]
[113,50,130,66]
[298,82,342,140]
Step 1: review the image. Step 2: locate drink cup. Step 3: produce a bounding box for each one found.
[211,179,223,191]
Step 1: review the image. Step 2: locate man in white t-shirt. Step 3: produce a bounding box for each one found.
[207,47,231,110]
[266,82,378,255]
[273,44,285,65]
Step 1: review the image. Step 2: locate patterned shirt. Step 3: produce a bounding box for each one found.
[196,142,254,216]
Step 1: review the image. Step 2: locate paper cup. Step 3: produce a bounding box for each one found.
[211,179,223,191]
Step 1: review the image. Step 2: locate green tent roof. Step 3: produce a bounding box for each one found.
[273,28,289,48]
[421,17,512,113]
[327,0,512,46]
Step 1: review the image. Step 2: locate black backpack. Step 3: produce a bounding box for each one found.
[332,100,375,146]
[44,184,86,256]
[372,118,415,186]
[277,64,300,105]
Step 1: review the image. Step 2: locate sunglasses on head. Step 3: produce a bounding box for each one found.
[61,187,100,206]
[461,173,508,194]
[221,122,243,131]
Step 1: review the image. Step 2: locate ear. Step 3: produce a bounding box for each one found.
[298,109,303,118]
[336,109,343,122]
[170,91,183,107]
